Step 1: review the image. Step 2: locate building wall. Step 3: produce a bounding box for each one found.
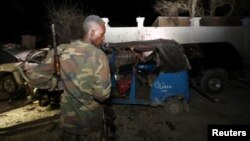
[104,17,250,65]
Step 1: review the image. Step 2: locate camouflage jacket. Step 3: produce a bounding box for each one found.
[29,40,111,133]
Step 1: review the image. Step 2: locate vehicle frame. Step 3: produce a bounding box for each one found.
[103,39,191,115]
[0,43,48,99]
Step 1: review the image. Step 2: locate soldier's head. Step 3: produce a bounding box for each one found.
[83,15,106,48]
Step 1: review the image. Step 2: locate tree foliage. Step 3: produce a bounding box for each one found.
[153,0,242,18]
[46,1,86,44]
[154,0,190,16]
[209,0,235,17]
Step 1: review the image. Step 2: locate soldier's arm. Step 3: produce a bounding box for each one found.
[92,50,111,102]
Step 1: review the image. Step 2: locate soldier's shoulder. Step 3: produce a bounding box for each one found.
[70,40,94,48]
[94,48,107,59]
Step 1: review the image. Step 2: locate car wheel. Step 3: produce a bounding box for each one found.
[164,97,184,116]
[38,94,50,107]
[200,69,228,94]
[2,75,21,96]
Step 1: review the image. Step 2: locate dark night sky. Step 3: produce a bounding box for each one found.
[0,0,159,43]
[1,0,249,44]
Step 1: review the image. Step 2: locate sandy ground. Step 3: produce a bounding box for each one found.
[112,82,250,141]
[0,80,250,141]
[0,101,60,128]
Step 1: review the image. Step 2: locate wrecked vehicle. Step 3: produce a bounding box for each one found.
[182,42,245,94]
[0,43,48,99]
[103,39,191,115]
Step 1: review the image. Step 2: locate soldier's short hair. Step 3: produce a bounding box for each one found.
[83,15,105,33]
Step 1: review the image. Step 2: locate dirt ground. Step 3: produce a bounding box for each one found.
[0,80,250,141]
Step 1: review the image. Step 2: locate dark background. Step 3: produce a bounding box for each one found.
[1,0,249,45]
[0,0,159,44]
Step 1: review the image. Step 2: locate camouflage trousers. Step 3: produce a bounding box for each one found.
[62,130,101,141]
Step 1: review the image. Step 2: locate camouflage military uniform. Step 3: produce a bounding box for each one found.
[29,40,111,140]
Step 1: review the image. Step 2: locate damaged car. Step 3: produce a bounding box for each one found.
[0,43,48,99]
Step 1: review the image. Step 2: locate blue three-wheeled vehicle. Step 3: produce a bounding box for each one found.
[103,39,191,115]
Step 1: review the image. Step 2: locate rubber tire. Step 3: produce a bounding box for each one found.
[2,75,21,98]
[38,94,50,107]
[200,69,228,95]
[165,98,184,116]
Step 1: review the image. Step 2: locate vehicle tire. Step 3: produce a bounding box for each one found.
[164,97,184,116]
[2,75,21,98]
[38,94,50,107]
[200,69,228,95]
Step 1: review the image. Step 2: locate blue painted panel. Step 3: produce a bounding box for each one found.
[150,70,190,105]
